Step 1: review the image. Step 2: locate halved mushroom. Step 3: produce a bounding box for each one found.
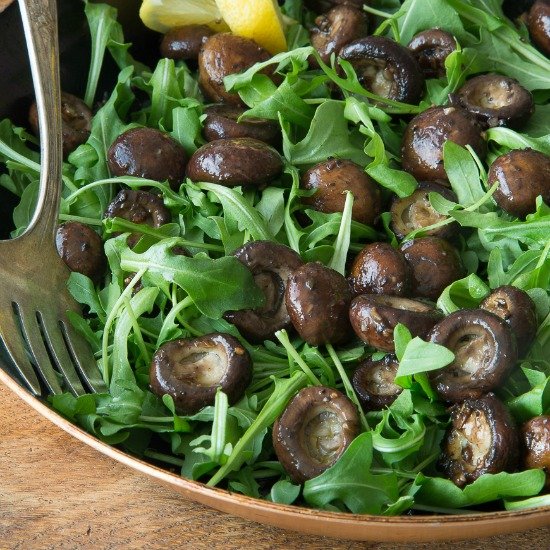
[285,262,352,346]
[224,241,304,343]
[349,294,442,352]
[439,393,519,487]
[352,354,402,411]
[348,242,411,297]
[401,106,486,182]
[428,309,517,402]
[522,415,550,488]
[186,137,283,187]
[338,36,425,104]
[310,4,370,65]
[452,74,534,128]
[407,29,456,79]
[528,0,550,56]
[150,333,252,415]
[272,386,360,483]
[489,148,550,218]
[480,285,538,358]
[390,182,458,240]
[160,25,215,61]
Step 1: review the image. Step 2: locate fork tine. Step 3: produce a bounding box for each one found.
[38,311,86,396]
[0,308,42,395]
[61,318,107,393]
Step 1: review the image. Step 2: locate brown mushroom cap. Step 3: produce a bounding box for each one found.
[160,25,215,61]
[198,33,272,105]
[339,36,425,104]
[489,148,550,218]
[186,137,283,187]
[401,106,486,182]
[349,294,442,352]
[428,309,517,402]
[439,393,519,487]
[522,415,550,488]
[301,158,382,226]
[528,0,550,56]
[150,333,252,415]
[407,29,456,79]
[224,241,304,343]
[305,0,365,12]
[272,386,360,484]
[348,242,411,297]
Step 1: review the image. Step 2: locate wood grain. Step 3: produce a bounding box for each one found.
[0,381,548,549]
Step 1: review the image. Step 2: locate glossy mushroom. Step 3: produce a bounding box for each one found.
[160,25,215,61]
[339,36,425,104]
[407,29,456,79]
[522,415,550,488]
[439,393,519,487]
[489,148,550,218]
[150,333,252,415]
[428,309,517,402]
[352,355,402,410]
[224,241,304,343]
[272,386,360,484]
[528,0,550,56]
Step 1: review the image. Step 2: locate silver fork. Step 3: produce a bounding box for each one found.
[0,0,106,396]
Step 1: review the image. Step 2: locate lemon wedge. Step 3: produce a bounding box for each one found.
[139,0,229,34]
[215,0,287,54]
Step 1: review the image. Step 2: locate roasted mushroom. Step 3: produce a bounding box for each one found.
[439,393,519,487]
[186,137,283,187]
[349,294,442,352]
[348,242,411,297]
[198,33,272,105]
[272,386,360,483]
[400,237,465,301]
[390,182,458,240]
[304,0,365,13]
[488,148,550,218]
[55,222,106,284]
[310,4,370,65]
[407,29,456,79]
[401,106,486,182]
[107,127,188,190]
[301,158,382,226]
[452,74,534,128]
[202,104,280,146]
[224,241,304,343]
[480,285,538,357]
[352,355,402,410]
[428,309,517,402]
[29,91,91,157]
[522,415,550,488]
[528,0,550,56]
[285,262,352,346]
[160,25,215,61]
[339,36,425,104]
[150,333,252,415]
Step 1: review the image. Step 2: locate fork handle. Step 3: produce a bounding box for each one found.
[18,0,62,244]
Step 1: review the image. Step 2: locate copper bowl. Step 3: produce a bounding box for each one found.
[0,0,548,541]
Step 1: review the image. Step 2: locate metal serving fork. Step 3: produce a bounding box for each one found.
[0,0,106,396]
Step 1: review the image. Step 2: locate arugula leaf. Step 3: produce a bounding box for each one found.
[396,338,455,377]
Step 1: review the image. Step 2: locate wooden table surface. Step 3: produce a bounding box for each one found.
[0,381,548,549]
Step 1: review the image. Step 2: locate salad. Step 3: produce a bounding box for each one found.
[1,0,549,516]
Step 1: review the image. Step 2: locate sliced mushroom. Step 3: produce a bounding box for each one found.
[352,355,402,411]
[186,137,283,187]
[224,241,304,343]
[349,294,442,352]
[428,309,517,402]
[310,4,370,65]
[272,386,360,483]
[203,104,280,146]
[439,393,519,487]
[528,0,550,56]
[480,285,538,358]
[160,25,215,61]
[348,242,411,297]
[285,262,352,346]
[400,237,465,301]
[522,415,550,488]
[401,106,486,182]
[489,148,550,218]
[452,74,534,129]
[407,29,456,79]
[338,36,425,104]
[107,127,188,190]
[150,333,252,415]
[301,158,382,226]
